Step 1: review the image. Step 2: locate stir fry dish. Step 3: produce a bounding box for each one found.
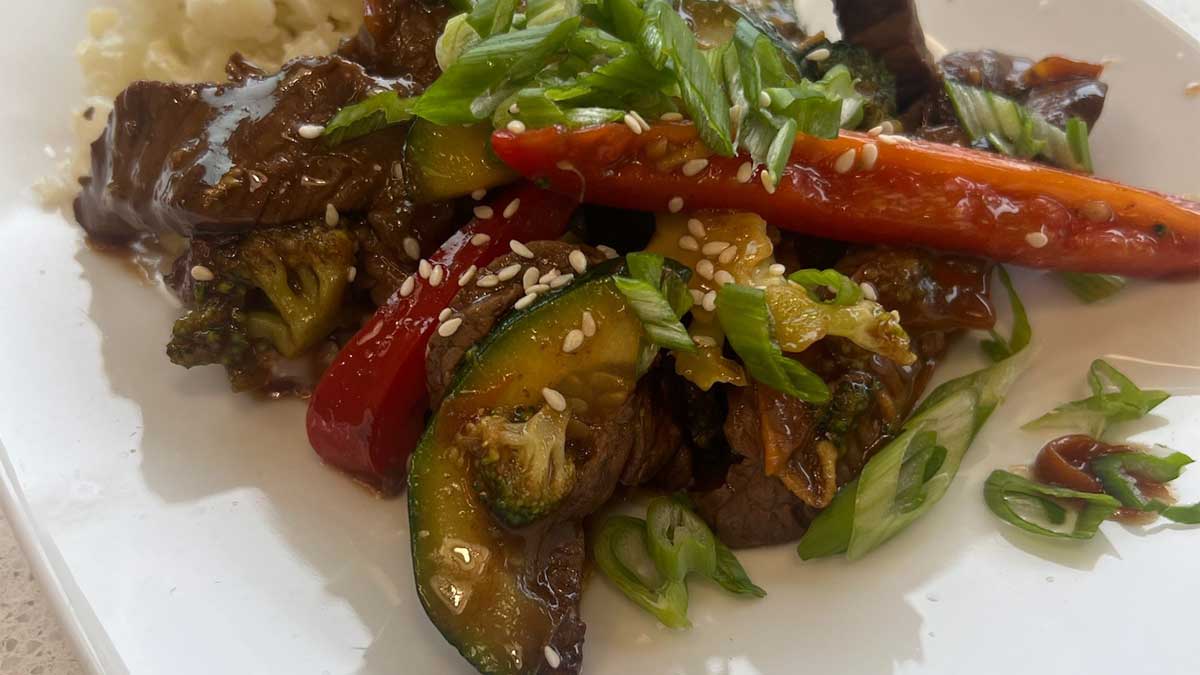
[71,0,1200,673]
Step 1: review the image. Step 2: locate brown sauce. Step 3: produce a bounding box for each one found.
[1032,434,1174,524]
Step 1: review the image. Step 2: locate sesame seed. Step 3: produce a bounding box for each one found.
[503,199,521,219]
[392,162,405,180]
[476,274,500,288]
[860,143,879,171]
[569,250,588,274]
[474,206,494,219]
[882,121,896,134]
[509,103,520,114]
[597,245,619,259]
[497,263,522,282]
[758,90,772,107]
[1081,200,1114,223]
[458,265,477,287]
[581,311,596,337]
[556,160,575,171]
[693,335,718,348]
[835,149,857,174]
[400,276,416,297]
[506,120,527,134]
[629,110,651,132]
[510,240,535,259]
[325,203,340,226]
[298,124,325,139]
[702,290,717,312]
[702,241,730,256]
[562,329,585,353]
[745,241,759,256]
[550,273,574,288]
[544,645,562,669]
[696,259,715,279]
[403,237,421,260]
[190,265,214,281]
[806,47,831,62]
[429,265,445,287]
[736,161,754,184]
[868,125,884,137]
[523,267,541,289]
[1025,231,1050,248]
[718,246,738,264]
[769,263,786,276]
[689,288,705,304]
[668,196,684,213]
[660,112,684,122]
[760,171,777,194]
[515,293,539,310]
[624,113,644,135]
[438,307,453,322]
[714,270,735,286]
[681,158,710,177]
[471,188,487,201]
[539,269,560,284]
[347,267,357,283]
[860,282,878,301]
[687,218,706,239]
[527,283,551,294]
[418,259,432,279]
[438,317,463,337]
[471,233,492,247]
[678,235,700,252]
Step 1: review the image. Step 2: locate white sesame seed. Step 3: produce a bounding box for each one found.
[474,206,494,219]
[668,196,684,213]
[806,47,831,62]
[544,645,562,669]
[347,266,357,283]
[527,283,551,294]
[881,121,896,134]
[510,240,535,259]
[696,259,715,279]
[418,259,432,279]
[629,110,651,132]
[581,311,597,337]
[687,218,706,239]
[745,241,759,257]
[429,265,445,287]
[556,160,575,171]
[298,124,325,139]
[1025,231,1050,248]
[718,245,738,264]
[681,158,710,177]
[860,282,878,301]
[693,335,718,348]
[503,198,521,219]
[325,203,340,226]
[542,387,568,412]
[714,270,735,286]
[877,134,899,146]
[471,188,487,201]
[569,250,588,274]
[403,236,421,260]
[689,288,705,304]
[470,233,491,247]
[438,317,463,337]
[769,263,787,276]
[392,162,405,180]
[523,267,541,289]
[660,112,684,122]
[506,119,527,134]
[190,265,214,282]
[597,245,619,259]
[550,274,574,288]
[562,329,585,353]
[497,263,522,281]
[539,269,560,284]
[736,161,754,184]
[458,265,477,287]
[678,235,700,252]
[860,143,879,171]
[758,90,772,108]
[834,149,857,174]
[400,276,416,297]
[729,103,745,130]
[515,293,539,310]
[439,307,453,322]
[476,274,500,288]
[760,171,777,194]
[1081,201,1114,223]
[702,240,730,256]
[868,125,884,137]
[509,103,520,114]
[702,290,717,312]
[624,113,644,135]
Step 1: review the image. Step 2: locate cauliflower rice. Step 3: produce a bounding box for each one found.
[38,0,364,206]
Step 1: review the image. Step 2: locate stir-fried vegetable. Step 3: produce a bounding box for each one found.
[613,252,696,354]
[1023,359,1170,438]
[983,470,1121,539]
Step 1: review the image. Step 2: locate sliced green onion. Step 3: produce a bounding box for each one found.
[712,539,766,597]
[645,497,717,582]
[322,92,417,146]
[1057,272,1127,304]
[435,14,482,71]
[984,470,1121,540]
[716,284,831,404]
[788,269,863,306]
[1066,117,1094,173]
[593,516,691,629]
[526,0,580,28]
[1090,451,1200,523]
[944,79,1088,171]
[980,266,1031,363]
[468,0,518,38]
[1024,359,1170,438]
[615,253,696,353]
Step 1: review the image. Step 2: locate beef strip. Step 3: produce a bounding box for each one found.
[832,0,938,110]
[526,521,587,675]
[337,0,454,86]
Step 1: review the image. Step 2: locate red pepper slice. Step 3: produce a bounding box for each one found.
[306,183,577,494]
[491,123,1200,277]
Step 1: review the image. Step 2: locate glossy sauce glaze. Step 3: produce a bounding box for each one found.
[1033,434,1174,523]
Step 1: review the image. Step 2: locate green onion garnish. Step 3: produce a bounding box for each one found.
[1023,359,1170,438]
[1066,117,1094,173]
[614,252,696,356]
[983,470,1121,540]
[980,266,1031,363]
[593,515,692,628]
[321,92,417,146]
[788,268,864,306]
[1057,272,1127,304]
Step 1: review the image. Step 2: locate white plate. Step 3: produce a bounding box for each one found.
[2,1,1199,674]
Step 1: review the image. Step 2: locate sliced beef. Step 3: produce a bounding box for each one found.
[338,0,454,87]
[75,56,414,244]
[693,460,816,549]
[620,371,686,487]
[524,521,587,675]
[832,0,938,109]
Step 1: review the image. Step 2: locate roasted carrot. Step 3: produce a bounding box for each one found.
[493,123,1200,277]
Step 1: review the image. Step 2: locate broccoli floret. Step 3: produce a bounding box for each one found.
[803,42,898,129]
[166,224,356,390]
[466,405,576,528]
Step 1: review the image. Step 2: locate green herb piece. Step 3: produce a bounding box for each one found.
[615,252,695,354]
[563,107,627,127]
[1066,117,1094,173]
[645,497,717,582]
[593,516,691,628]
[1024,360,1170,437]
[983,470,1121,539]
[321,91,417,146]
[980,266,1031,363]
[435,14,483,71]
[1057,272,1127,304]
[788,269,864,306]
[712,539,766,597]
[468,0,518,38]
[1091,452,1200,523]
[716,284,831,404]
[526,0,581,27]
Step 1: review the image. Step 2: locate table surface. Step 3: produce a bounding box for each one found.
[1,1,1196,673]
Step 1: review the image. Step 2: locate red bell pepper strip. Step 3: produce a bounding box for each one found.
[491,123,1200,277]
[306,183,577,494]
